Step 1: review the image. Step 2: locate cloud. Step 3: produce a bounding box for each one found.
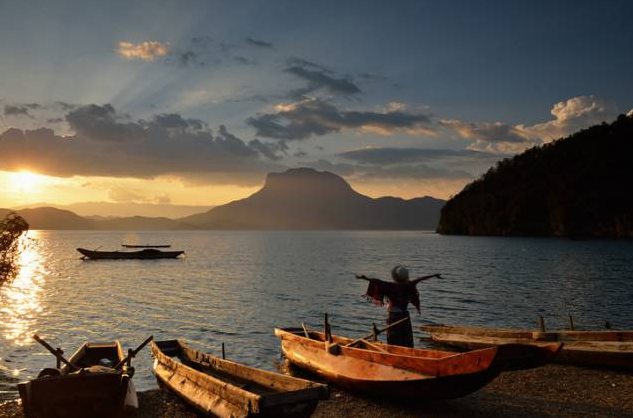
[339,147,499,165]
[0,104,284,186]
[441,120,527,143]
[108,187,145,203]
[443,96,621,153]
[117,41,171,61]
[245,37,275,49]
[518,95,619,142]
[246,98,434,141]
[234,55,257,66]
[4,105,34,118]
[285,64,361,98]
[65,104,147,142]
[627,109,633,117]
[248,139,288,160]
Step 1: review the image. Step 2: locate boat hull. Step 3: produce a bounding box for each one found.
[18,341,130,418]
[275,328,504,400]
[152,340,327,418]
[77,248,184,259]
[427,332,633,370]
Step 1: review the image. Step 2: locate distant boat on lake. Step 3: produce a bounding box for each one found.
[77,248,184,260]
[121,244,171,248]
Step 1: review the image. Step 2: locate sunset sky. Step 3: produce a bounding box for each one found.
[1,0,632,213]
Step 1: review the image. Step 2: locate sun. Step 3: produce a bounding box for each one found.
[9,170,45,193]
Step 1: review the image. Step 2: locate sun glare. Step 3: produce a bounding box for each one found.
[9,171,44,193]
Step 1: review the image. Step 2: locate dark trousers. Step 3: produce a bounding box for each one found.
[387,310,413,347]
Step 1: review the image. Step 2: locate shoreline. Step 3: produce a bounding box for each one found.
[2,364,631,417]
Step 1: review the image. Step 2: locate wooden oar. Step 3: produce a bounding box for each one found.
[358,339,388,353]
[33,334,79,371]
[344,316,411,347]
[301,322,310,339]
[114,335,153,370]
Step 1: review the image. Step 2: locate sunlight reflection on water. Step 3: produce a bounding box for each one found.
[0,230,632,400]
[0,231,45,347]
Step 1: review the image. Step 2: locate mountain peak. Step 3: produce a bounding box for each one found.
[263,167,354,196]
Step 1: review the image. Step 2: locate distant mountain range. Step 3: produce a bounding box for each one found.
[11,201,213,218]
[182,168,445,229]
[1,168,445,230]
[438,114,633,238]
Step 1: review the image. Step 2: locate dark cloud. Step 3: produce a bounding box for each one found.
[245,37,275,49]
[441,119,527,143]
[4,105,34,118]
[65,104,146,142]
[0,104,284,186]
[356,164,473,180]
[234,55,257,66]
[248,139,288,160]
[246,98,434,141]
[293,150,308,158]
[339,147,498,165]
[46,117,64,123]
[285,65,361,98]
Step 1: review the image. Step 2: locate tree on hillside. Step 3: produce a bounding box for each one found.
[0,212,29,284]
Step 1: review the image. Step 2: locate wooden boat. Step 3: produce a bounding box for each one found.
[152,340,328,418]
[274,327,558,399]
[77,248,184,260]
[421,326,633,370]
[18,341,132,418]
[121,244,171,248]
[420,324,633,342]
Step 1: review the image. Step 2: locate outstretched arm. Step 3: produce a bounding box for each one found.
[411,273,442,285]
[355,274,373,281]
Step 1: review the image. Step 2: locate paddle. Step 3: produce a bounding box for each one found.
[344,316,411,347]
[114,335,154,370]
[33,334,79,371]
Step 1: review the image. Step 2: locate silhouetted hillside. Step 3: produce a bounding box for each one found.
[0,207,195,230]
[437,114,633,238]
[181,168,445,229]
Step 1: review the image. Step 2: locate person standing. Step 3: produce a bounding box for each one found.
[357,266,441,347]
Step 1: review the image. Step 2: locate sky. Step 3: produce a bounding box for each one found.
[0,0,632,211]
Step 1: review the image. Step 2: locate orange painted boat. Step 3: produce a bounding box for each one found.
[274,328,558,399]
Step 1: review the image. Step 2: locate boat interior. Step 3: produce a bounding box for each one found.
[282,327,459,359]
[156,340,319,396]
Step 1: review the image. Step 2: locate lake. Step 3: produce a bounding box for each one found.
[1,230,632,399]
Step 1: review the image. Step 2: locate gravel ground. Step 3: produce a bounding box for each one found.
[2,365,631,417]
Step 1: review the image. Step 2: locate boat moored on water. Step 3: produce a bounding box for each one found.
[152,339,328,418]
[77,248,184,260]
[274,327,559,399]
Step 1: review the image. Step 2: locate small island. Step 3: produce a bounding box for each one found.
[437,114,633,238]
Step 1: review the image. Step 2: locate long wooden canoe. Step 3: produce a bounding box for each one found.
[420,324,633,342]
[18,341,132,418]
[121,244,171,248]
[422,328,633,370]
[152,340,328,418]
[77,248,184,260]
[275,327,516,399]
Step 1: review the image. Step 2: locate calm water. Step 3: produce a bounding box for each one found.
[1,230,632,398]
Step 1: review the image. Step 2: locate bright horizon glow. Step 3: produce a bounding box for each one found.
[8,171,46,194]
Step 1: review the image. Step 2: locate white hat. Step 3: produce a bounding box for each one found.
[392,265,410,283]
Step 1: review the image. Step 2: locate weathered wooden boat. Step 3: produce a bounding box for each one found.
[421,326,633,370]
[121,244,171,248]
[18,340,132,418]
[274,327,556,399]
[420,324,633,342]
[152,340,328,418]
[77,248,184,259]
